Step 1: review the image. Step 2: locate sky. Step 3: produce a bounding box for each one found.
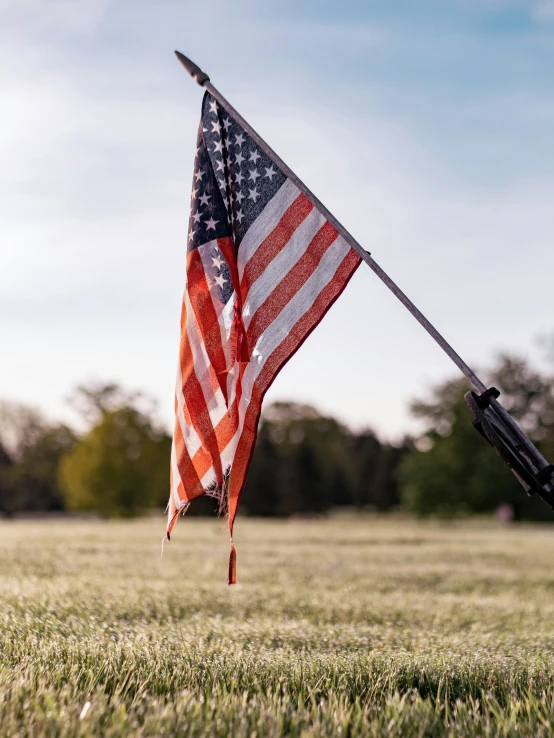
[1,0,554,440]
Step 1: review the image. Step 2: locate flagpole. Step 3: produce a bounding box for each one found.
[175,51,487,395]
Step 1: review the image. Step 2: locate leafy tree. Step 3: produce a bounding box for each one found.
[348,431,408,511]
[350,431,382,507]
[67,381,149,425]
[399,354,554,520]
[368,443,408,511]
[0,441,13,515]
[60,405,171,517]
[0,401,75,515]
[287,438,328,514]
[10,424,76,514]
[263,402,355,515]
[237,402,408,517]
[238,402,406,517]
[241,422,281,516]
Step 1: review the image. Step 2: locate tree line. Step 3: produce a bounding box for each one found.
[1,350,553,520]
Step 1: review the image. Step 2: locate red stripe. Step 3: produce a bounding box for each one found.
[227,247,360,534]
[172,417,204,502]
[218,237,250,368]
[178,296,224,485]
[246,221,339,349]
[179,362,223,484]
[187,249,230,405]
[190,376,244,482]
[239,194,313,298]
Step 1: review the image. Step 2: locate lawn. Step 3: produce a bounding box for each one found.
[1,515,554,736]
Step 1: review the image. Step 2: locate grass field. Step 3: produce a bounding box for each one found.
[2,515,554,737]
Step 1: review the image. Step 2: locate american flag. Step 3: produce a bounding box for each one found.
[168,92,360,582]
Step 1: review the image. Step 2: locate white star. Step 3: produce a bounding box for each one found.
[214,274,227,288]
[223,117,231,131]
[212,255,223,269]
[195,146,200,158]
[234,171,244,186]
[249,168,261,184]
[234,191,244,205]
[202,126,207,133]
[264,165,277,181]
[235,152,245,166]
[192,210,202,224]
[190,186,198,201]
[194,168,205,182]
[219,181,229,206]
[216,159,225,172]
[188,227,196,241]
[235,209,244,223]
[198,192,211,207]
[249,150,261,164]
[234,133,245,147]
[213,139,224,154]
[211,120,221,134]
[248,187,260,202]
[209,99,218,114]
[205,217,218,231]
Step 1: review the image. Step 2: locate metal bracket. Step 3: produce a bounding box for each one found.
[465,387,554,509]
[473,386,500,409]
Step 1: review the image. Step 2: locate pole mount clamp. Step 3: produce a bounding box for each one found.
[474,386,501,410]
[465,388,554,508]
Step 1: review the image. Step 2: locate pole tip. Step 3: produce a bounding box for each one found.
[174,50,210,86]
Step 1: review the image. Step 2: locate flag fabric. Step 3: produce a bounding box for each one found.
[168,92,361,582]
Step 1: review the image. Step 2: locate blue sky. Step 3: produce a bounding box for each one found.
[1,0,554,438]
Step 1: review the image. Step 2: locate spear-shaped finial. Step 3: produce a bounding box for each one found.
[175,51,210,86]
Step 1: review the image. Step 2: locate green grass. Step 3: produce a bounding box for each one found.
[2,515,554,736]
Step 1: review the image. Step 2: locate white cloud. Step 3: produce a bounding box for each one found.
[533,0,554,20]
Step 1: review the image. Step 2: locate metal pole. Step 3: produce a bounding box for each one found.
[175,51,488,394]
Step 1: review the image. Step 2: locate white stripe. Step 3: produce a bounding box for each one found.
[200,464,216,490]
[237,179,299,282]
[242,207,327,329]
[197,241,235,390]
[170,439,184,511]
[225,351,241,410]
[241,235,351,410]
[175,362,201,459]
[220,424,241,471]
[183,287,228,426]
[198,401,242,490]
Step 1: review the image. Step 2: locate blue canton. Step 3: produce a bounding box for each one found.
[188,92,287,262]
